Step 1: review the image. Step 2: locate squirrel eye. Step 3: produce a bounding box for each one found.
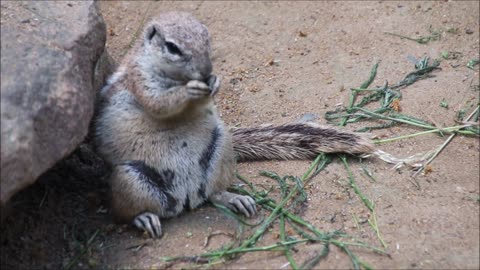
[165,41,183,56]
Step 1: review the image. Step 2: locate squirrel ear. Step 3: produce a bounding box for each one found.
[144,25,164,44]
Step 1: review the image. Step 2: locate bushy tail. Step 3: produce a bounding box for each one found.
[231,123,374,162]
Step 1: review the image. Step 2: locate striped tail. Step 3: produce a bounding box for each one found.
[231,123,374,162]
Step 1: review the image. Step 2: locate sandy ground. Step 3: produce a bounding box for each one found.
[1,1,479,269]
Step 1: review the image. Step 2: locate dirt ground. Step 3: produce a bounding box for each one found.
[1,1,479,269]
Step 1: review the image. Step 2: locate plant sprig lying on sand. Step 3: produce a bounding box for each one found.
[161,154,389,270]
[384,26,441,44]
[161,56,478,269]
[326,57,479,139]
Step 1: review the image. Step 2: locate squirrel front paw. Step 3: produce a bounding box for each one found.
[207,74,221,97]
[186,80,211,99]
[186,75,221,100]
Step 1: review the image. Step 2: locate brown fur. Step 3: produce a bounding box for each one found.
[232,123,374,161]
[94,12,375,238]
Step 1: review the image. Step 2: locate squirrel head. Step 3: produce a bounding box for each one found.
[139,12,213,83]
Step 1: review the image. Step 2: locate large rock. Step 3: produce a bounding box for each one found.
[0,1,106,205]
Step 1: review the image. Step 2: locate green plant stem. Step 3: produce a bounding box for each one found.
[350,88,383,92]
[413,106,479,177]
[359,260,375,270]
[340,63,379,126]
[300,244,330,270]
[356,107,435,129]
[332,241,361,270]
[374,124,474,144]
[359,63,379,89]
[218,239,310,255]
[280,215,298,269]
[253,193,389,256]
[340,156,374,212]
[367,209,387,248]
[236,180,389,257]
[235,173,257,193]
[163,239,311,262]
[384,31,439,44]
[341,156,389,253]
[355,107,477,135]
[238,155,324,249]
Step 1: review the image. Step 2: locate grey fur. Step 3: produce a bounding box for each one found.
[232,123,374,162]
[94,12,374,238]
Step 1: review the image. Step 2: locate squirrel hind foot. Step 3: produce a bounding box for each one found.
[133,212,162,238]
[110,161,182,222]
[209,191,257,217]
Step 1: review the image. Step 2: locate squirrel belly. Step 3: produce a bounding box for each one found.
[95,89,235,223]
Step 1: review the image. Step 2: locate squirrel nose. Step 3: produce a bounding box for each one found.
[200,62,212,79]
[189,61,212,81]
[190,70,212,82]
[190,72,203,81]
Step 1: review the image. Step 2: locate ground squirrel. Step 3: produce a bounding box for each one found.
[94,12,374,238]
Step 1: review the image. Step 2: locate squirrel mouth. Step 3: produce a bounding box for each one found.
[187,71,210,82]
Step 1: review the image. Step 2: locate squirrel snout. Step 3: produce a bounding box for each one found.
[190,71,212,83]
[190,61,212,81]
[189,72,204,81]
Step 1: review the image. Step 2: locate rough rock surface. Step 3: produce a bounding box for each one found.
[0,1,106,205]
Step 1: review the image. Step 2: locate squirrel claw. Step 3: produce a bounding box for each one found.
[207,75,221,97]
[187,80,211,99]
[229,195,257,218]
[133,212,162,238]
